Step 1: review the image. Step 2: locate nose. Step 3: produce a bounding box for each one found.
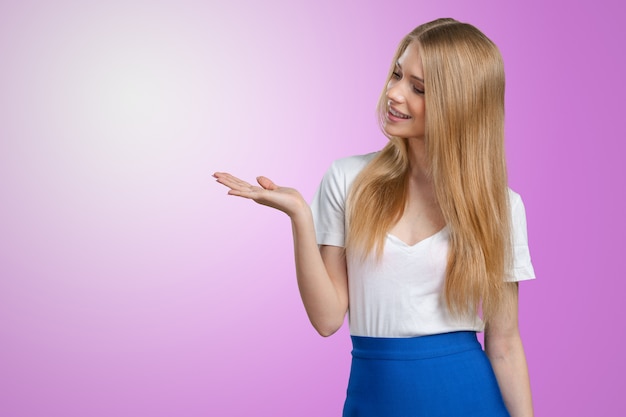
[386,81,405,103]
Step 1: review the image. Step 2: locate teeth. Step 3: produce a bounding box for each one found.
[390,108,410,119]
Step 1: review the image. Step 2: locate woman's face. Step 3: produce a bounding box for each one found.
[383,43,426,141]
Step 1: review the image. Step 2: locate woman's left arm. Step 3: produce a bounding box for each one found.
[484,282,534,417]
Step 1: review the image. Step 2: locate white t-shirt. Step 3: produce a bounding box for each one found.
[310,153,536,337]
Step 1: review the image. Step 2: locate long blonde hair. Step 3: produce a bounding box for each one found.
[346,18,512,323]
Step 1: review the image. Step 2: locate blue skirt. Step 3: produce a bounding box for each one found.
[343,332,510,417]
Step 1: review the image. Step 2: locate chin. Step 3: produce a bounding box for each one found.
[382,123,397,137]
[383,125,404,138]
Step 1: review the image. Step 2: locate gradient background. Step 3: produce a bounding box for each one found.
[1,0,624,416]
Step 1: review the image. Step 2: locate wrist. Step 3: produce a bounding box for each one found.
[289,198,312,224]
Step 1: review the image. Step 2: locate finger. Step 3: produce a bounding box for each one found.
[256,176,278,191]
[227,189,252,198]
[214,172,248,186]
[228,187,265,200]
[214,173,254,191]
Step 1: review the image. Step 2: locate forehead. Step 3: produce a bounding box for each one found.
[397,43,423,76]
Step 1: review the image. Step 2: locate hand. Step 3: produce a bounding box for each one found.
[213,172,308,218]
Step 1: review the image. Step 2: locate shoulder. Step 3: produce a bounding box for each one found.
[507,187,523,208]
[313,152,379,207]
[507,188,530,234]
[507,188,529,218]
[325,152,379,183]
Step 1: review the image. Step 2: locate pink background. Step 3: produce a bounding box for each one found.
[1,0,624,415]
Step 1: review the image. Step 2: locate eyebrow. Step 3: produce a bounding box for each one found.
[395,61,424,83]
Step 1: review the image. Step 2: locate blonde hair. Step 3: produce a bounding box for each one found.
[346,18,512,324]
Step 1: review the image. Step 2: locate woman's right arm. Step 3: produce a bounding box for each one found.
[213,173,349,336]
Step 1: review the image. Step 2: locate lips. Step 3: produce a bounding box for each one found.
[389,107,411,119]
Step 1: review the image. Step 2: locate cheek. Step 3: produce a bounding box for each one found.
[408,96,424,113]
[418,102,426,119]
[410,103,425,121]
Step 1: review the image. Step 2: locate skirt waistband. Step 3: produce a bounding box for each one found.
[350,331,481,360]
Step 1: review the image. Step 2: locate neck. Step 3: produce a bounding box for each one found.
[406,138,430,182]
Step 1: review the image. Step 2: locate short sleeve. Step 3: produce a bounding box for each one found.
[310,161,347,247]
[310,153,377,247]
[506,190,536,282]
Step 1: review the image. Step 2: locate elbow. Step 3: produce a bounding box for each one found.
[313,318,344,338]
[317,326,340,338]
[485,333,523,361]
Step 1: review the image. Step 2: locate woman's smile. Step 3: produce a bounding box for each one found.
[388,106,412,120]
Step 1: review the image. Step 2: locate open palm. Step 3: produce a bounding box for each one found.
[213,172,307,218]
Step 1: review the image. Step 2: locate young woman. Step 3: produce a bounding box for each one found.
[214,18,535,417]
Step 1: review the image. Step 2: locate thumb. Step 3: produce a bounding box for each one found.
[256,176,278,191]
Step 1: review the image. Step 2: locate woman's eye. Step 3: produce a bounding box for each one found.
[413,86,425,95]
[392,71,401,79]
